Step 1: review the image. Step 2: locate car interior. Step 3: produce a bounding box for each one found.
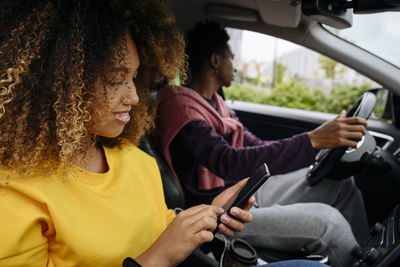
[139,0,400,266]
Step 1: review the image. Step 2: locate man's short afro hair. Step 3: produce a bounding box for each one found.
[185,20,230,74]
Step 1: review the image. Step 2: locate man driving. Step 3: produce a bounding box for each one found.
[157,20,369,267]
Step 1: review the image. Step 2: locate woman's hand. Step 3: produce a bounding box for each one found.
[212,179,254,236]
[135,205,224,267]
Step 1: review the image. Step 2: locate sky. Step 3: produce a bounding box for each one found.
[240,31,298,63]
[338,12,400,67]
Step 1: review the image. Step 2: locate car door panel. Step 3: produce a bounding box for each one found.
[227,100,400,154]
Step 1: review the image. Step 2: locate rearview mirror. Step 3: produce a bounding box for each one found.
[302,0,353,29]
[352,0,400,14]
[302,0,400,29]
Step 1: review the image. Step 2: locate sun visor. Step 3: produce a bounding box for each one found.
[256,0,301,28]
[206,4,259,22]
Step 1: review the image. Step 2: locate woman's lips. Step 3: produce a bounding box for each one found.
[112,112,130,123]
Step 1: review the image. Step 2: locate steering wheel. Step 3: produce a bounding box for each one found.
[306,92,377,186]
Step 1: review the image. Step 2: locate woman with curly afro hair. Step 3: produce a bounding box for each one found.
[0,0,259,266]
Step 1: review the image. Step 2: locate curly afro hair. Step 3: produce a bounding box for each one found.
[0,0,186,175]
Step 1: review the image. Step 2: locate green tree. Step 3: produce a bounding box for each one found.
[274,62,286,85]
[255,61,262,89]
[324,82,371,114]
[265,79,326,111]
[224,78,372,115]
[225,79,326,111]
[224,83,266,103]
[240,62,249,84]
[318,55,346,88]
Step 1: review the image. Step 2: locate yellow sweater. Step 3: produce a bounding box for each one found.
[0,144,175,267]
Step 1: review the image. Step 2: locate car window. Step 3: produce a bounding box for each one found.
[225,27,382,117]
[323,13,400,69]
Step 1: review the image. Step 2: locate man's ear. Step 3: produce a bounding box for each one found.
[210,53,221,69]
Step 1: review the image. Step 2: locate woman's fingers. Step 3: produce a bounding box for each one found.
[138,204,223,266]
[216,206,254,236]
[229,207,253,223]
[220,213,244,232]
[194,229,215,243]
[241,195,255,211]
[177,205,223,234]
[186,205,222,242]
[218,223,235,237]
[181,204,224,218]
[191,215,218,233]
[211,178,248,208]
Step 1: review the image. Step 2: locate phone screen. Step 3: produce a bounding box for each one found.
[222,163,270,212]
[230,163,270,210]
[214,163,270,234]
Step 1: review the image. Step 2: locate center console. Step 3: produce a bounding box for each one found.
[352,205,400,267]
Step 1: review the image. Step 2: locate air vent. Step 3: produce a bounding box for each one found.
[369,131,394,150]
[394,148,400,162]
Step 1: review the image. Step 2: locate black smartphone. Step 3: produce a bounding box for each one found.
[214,163,270,234]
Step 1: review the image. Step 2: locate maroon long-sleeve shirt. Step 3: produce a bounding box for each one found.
[169,98,316,207]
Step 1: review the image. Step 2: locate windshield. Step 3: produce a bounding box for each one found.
[324,12,400,68]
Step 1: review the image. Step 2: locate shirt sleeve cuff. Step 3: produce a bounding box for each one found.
[296,132,317,161]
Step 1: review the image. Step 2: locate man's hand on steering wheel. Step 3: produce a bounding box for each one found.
[306,91,376,186]
[307,110,368,150]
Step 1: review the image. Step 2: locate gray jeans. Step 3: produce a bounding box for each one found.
[235,168,369,267]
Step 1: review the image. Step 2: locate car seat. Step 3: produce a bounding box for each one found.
[139,134,218,267]
[139,133,185,210]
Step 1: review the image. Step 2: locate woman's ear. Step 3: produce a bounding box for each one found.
[210,52,221,70]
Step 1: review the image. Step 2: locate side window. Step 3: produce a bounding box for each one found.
[225,28,381,115]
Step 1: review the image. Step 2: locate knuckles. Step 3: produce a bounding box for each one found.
[200,216,212,226]
[198,230,213,243]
